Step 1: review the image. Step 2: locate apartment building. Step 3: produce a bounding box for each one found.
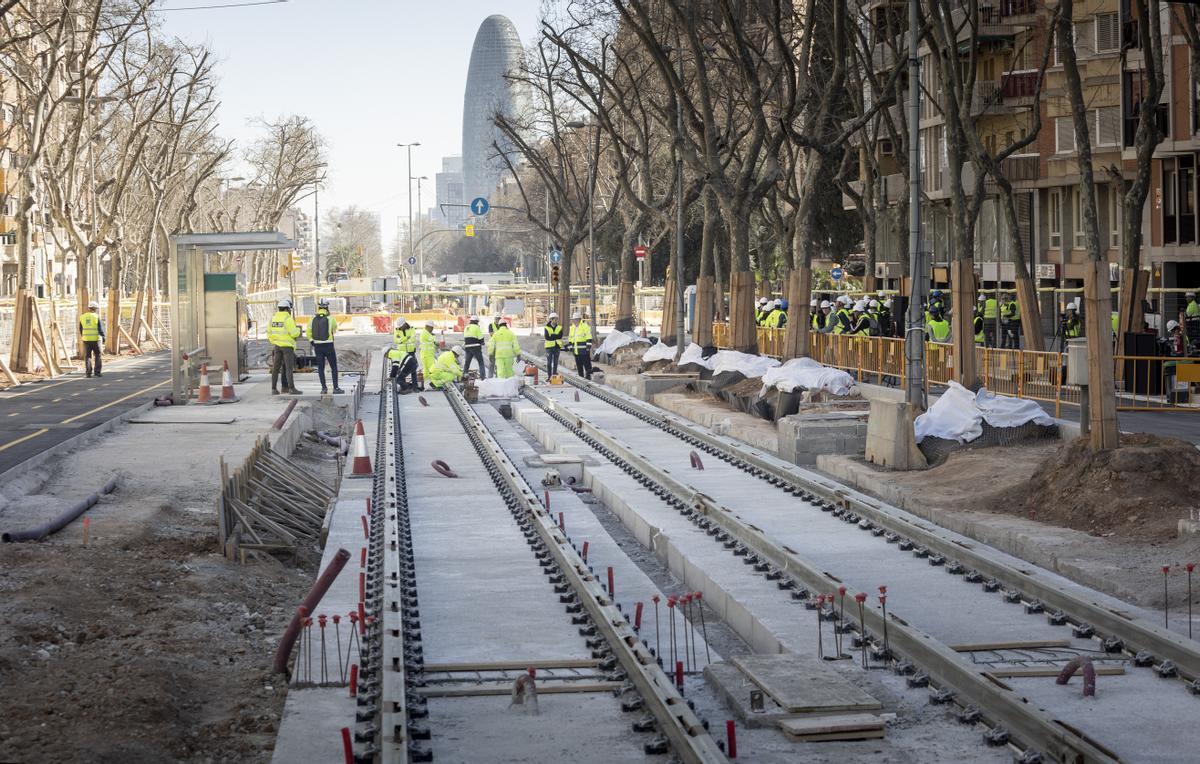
[856,0,1198,328]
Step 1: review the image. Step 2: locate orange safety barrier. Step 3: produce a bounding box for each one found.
[713,322,1200,414]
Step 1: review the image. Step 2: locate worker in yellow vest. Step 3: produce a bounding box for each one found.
[391,317,419,392]
[462,315,486,379]
[79,301,105,378]
[428,347,463,389]
[268,299,302,395]
[925,309,951,343]
[544,312,564,377]
[488,318,521,379]
[981,292,999,347]
[418,319,438,386]
[568,312,594,379]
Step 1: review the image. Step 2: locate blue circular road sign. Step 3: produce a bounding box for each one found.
[470,197,490,216]
[549,249,562,264]
[831,266,844,282]
[407,256,417,266]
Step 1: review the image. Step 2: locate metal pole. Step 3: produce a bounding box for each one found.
[904,0,926,409]
[407,145,415,274]
[416,177,425,275]
[587,139,597,323]
[313,183,320,286]
[673,42,686,358]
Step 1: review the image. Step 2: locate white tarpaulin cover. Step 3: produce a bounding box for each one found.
[642,342,680,363]
[596,330,648,356]
[473,377,521,399]
[709,350,780,379]
[760,357,857,397]
[913,381,1054,443]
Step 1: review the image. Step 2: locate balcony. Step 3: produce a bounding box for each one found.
[969,81,1003,115]
[1000,71,1040,102]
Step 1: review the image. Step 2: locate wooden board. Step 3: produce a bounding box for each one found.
[779,713,886,742]
[730,655,882,714]
[423,659,601,673]
[951,639,1071,652]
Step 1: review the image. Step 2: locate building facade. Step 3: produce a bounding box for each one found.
[435,155,466,229]
[856,0,1199,329]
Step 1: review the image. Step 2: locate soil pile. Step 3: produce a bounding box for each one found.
[988,433,1200,541]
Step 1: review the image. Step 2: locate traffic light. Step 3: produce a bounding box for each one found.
[551,265,560,285]
[289,252,301,271]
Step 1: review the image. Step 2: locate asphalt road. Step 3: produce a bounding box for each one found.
[0,353,170,475]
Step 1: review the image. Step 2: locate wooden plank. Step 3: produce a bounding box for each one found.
[118,323,142,355]
[0,351,17,386]
[416,682,622,698]
[424,659,602,673]
[29,301,59,376]
[951,640,1071,652]
[985,666,1126,679]
[778,713,886,741]
[730,655,881,714]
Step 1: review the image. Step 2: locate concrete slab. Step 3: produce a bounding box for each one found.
[270,688,355,764]
[730,654,881,713]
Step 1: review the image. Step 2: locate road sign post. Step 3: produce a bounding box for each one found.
[635,245,647,260]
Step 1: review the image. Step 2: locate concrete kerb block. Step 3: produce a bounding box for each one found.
[864,398,927,470]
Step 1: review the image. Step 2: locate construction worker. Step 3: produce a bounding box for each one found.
[867,299,882,336]
[568,311,594,379]
[486,314,502,377]
[1187,292,1200,320]
[1062,302,1082,340]
[832,296,853,335]
[879,298,894,338]
[391,316,419,392]
[268,299,302,395]
[764,299,784,329]
[973,306,985,345]
[849,301,872,336]
[489,318,521,379]
[808,299,820,330]
[981,291,999,347]
[544,312,564,377]
[428,346,463,389]
[925,309,951,342]
[928,289,946,317]
[418,319,438,384]
[310,299,344,395]
[462,315,486,379]
[1001,292,1021,349]
[816,300,834,333]
[755,297,769,326]
[79,301,105,378]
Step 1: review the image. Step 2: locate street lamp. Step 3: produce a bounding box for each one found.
[412,175,429,273]
[564,121,598,324]
[397,142,420,276]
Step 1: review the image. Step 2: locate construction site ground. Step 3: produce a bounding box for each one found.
[589,357,1200,631]
[0,334,388,762]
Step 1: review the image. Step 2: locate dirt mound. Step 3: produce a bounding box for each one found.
[988,433,1200,541]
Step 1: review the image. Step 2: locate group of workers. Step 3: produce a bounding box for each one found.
[543,312,594,379]
[267,298,346,395]
[385,313,526,393]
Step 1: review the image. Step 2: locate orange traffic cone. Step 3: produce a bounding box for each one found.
[218,360,238,403]
[348,420,372,478]
[195,363,215,404]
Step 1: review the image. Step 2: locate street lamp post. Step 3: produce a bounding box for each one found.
[397,141,420,276]
[313,181,320,286]
[413,175,429,274]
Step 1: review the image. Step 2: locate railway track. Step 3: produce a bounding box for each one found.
[348,378,727,763]
[512,356,1200,763]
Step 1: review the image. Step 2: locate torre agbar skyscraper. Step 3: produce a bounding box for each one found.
[461,15,526,207]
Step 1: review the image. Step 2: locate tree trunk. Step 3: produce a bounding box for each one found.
[695,275,715,348]
[950,258,977,387]
[105,253,122,355]
[782,267,811,359]
[662,266,678,344]
[616,220,639,331]
[1116,267,1148,346]
[1084,262,1119,448]
[728,212,757,353]
[615,281,635,333]
[996,184,1045,351]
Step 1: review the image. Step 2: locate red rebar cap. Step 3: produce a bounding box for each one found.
[1188,563,1196,573]
[652,595,660,603]
[855,592,867,603]
[1163,565,1171,574]
[838,586,847,596]
[878,585,887,594]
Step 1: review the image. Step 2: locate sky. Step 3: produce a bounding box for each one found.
[156,0,541,248]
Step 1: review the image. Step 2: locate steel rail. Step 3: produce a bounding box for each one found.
[525,355,1200,684]
[379,382,409,763]
[522,383,1122,764]
[442,383,727,764]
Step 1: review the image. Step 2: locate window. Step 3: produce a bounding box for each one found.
[1095,106,1121,147]
[1056,117,1075,153]
[1181,155,1196,245]
[1074,20,1095,59]
[1094,13,1119,54]
[1109,186,1121,249]
[1073,188,1086,249]
[1049,189,1063,248]
[1163,158,1177,245]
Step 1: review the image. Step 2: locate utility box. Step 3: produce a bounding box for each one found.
[1065,338,1088,386]
[203,272,249,382]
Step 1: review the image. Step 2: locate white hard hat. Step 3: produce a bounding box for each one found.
[757,297,767,305]
[772,299,782,308]
[496,317,508,326]
[869,299,880,308]
[1167,320,1180,331]
[88,301,99,309]
[1064,302,1076,311]
[977,294,986,302]
[840,295,852,305]
[396,315,407,324]
[810,299,818,307]
[820,300,831,309]
[452,344,463,354]
[469,315,479,322]
[854,300,868,312]
[277,299,290,309]
[884,299,893,309]
[425,319,434,327]
[1187,292,1196,298]
[877,290,886,298]
[548,312,558,319]
[571,312,582,319]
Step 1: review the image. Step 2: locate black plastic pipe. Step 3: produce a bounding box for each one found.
[2,476,119,543]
